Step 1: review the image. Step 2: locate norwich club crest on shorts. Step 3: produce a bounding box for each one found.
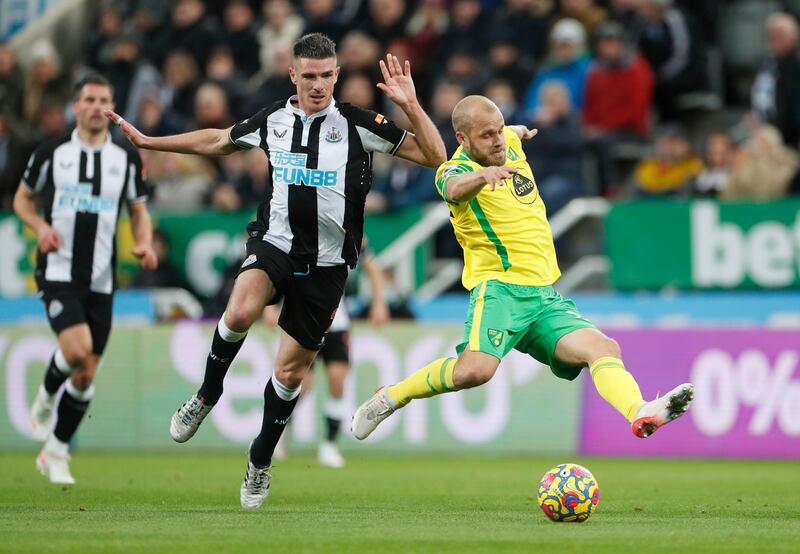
[487,328,504,347]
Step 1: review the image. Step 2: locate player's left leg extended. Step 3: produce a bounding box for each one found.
[352,281,511,440]
[351,347,501,440]
[553,327,694,438]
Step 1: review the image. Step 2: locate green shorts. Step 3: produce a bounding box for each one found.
[455,280,595,381]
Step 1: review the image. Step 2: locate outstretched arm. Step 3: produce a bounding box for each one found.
[377,54,446,168]
[508,125,538,141]
[104,110,240,156]
[444,165,518,203]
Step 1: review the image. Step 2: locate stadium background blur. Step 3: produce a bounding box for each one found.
[1,2,800,548]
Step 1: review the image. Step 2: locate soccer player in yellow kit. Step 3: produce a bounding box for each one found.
[352,95,694,440]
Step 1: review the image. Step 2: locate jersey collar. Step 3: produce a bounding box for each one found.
[71,128,111,152]
[285,95,337,122]
[454,145,477,165]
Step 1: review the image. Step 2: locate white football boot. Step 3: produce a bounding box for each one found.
[351,386,396,440]
[30,385,56,442]
[240,443,272,510]
[36,435,75,485]
[170,395,213,443]
[632,383,695,438]
[317,441,345,468]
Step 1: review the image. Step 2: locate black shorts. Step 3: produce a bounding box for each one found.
[238,239,347,351]
[318,330,350,365]
[39,285,113,355]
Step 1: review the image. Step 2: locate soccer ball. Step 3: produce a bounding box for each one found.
[536,463,600,522]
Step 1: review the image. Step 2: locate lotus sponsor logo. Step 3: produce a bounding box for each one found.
[509,174,538,205]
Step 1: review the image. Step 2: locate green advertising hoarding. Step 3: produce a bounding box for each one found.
[0,207,427,298]
[0,212,154,296]
[607,199,800,290]
[0,323,580,454]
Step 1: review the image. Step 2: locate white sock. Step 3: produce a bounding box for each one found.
[271,373,301,401]
[219,313,248,342]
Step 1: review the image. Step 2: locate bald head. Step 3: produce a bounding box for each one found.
[451,95,503,133]
[451,95,507,166]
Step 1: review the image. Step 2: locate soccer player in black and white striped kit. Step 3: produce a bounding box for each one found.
[14,74,157,484]
[106,33,446,509]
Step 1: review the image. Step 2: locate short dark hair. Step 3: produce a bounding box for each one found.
[73,73,113,100]
[293,33,337,60]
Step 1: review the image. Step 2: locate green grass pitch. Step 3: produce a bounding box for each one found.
[1,452,797,553]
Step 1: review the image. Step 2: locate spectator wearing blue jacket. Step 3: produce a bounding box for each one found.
[522,18,592,115]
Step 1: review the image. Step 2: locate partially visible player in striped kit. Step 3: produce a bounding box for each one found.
[106,33,445,509]
[14,74,157,485]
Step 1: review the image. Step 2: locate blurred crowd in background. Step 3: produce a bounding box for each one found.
[2,0,800,249]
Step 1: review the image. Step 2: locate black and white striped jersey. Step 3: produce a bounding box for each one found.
[22,129,148,294]
[229,96,407,267]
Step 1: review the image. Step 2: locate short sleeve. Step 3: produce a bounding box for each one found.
[435,160,475,201]
[339,103,407,155]
[21,148,50,194]
[229,107,270,150]
[125,148,148,204]
[504,126,526,161]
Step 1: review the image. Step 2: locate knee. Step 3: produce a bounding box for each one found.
[62,343,92,370]
[274,363,306,389]
[453,362,496,389]
[597,336,621,359]
[70,366,96,390]
[224,306,257,332]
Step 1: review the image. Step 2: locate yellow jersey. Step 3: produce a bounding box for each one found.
[434,127,560,291]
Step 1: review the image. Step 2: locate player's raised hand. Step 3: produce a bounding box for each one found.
[518,127,538,141]
[376,54,417,109]
[482,165,518,191]
[133,244,158,270]
[37,224,61,253]
[104,109,148,148]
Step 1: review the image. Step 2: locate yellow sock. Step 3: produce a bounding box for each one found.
[590,357,644,422]
[387,357,456,408]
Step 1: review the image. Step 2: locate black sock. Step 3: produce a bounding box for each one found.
[197,327,246,405]
[53,385,93,443]
[250,377,299,467]
[43,352,70,395]
[325,416,341,443]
